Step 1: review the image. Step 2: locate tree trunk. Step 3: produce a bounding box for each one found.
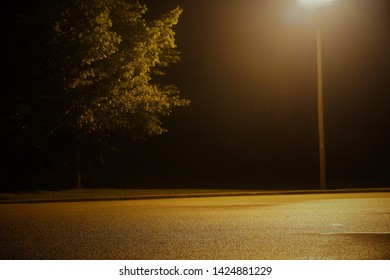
[75,147,82,189]
[76,167,82,189]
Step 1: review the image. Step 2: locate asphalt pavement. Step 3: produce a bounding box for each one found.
[0,187,389,204]
[0,192,389,259]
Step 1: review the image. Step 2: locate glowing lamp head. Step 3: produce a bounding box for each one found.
[297,0,337,8]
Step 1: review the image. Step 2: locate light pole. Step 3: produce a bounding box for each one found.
[297,0,336,189]
[316,20,326,189]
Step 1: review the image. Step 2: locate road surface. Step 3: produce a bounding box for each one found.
[0,192,389,259]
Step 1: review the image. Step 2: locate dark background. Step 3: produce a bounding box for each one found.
[2,0,389,190]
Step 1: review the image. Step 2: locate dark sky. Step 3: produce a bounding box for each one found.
[140,0,390,188]
[3,0,389,189]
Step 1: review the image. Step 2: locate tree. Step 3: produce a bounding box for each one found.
[4,0,189,188]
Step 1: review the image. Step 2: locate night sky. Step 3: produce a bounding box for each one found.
[139,0,389,188]
[3,0,389,189]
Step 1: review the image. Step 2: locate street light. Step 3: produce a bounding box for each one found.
[298,0,336,9]
[316,17,326,190]
[297,0,336,189]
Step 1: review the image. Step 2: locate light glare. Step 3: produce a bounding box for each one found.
[297,0,337,8]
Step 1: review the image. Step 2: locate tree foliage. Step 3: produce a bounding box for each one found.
[1,0,189,188]
[8,0,189,150]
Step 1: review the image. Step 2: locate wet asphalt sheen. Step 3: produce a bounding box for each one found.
[0,192,389,259]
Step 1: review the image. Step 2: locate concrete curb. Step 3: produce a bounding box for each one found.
[0,188,389,204]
